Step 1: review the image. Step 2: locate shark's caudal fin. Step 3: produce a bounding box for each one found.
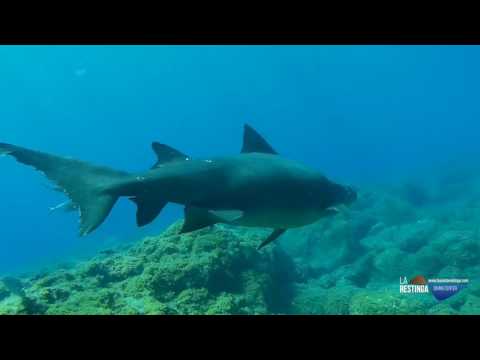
[0,143,130,236]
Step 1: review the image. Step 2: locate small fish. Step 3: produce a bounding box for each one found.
[49,201,78,214]
[99,249,116,256]
[74,68,87,77]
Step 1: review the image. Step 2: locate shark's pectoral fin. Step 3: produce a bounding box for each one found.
[129,197,168,227]
[181,207,244,234]
[241,124,278,155]
[258,228,287,250]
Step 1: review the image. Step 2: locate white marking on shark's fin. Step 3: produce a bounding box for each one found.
[49,201,70,213]
[209,210,244,222]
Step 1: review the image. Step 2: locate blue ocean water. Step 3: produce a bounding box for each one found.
[0,45,479,275]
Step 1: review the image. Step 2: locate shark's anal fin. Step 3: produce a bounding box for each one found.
[258,229,287,250]
[241,124,278,155]
[130,197,168,227]
[151,142,190,169]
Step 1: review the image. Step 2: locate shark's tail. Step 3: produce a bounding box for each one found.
[0,142,131,236]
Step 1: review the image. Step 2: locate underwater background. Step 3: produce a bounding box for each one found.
[0,45,479,314]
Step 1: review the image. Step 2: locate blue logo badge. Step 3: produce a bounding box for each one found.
[428,278,469,301]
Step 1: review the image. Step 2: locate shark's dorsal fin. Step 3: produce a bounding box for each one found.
[241,124,278,155]
[151,142,190,168]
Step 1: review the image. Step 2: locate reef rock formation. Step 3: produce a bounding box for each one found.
[1,172,479,315]
[0,222,297,315]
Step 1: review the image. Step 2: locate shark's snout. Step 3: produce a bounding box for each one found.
[324,181,358,208]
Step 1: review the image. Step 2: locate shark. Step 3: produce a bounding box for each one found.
[0,124,357,249]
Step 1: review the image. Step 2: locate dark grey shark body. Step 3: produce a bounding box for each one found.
[0,125,356,249]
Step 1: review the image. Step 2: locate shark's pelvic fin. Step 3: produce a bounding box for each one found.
[258,228,287,250]
[180,207,245,234]
[181,206,219,234]
[151,142,190,168]
[129,196,168,227]
[241,124,278,155]
[209,210,244,222]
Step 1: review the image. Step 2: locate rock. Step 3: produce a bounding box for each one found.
[0,295,27,315]
[397,218,438,253]
[2,177,478,315]
[4,221,297,315]
[291,277,359,315]
[459,295,480,315]
[428,303,459,315]
[437,266,463,278]
[0,281,10,301]
[349,290,429,315]
[443,238,480,269]
[401,182,431,207]
[371,248,410,282]
[372,193,419,226]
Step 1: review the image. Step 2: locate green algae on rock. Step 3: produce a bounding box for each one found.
[0,221,296,315]
[349,289,430,315]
